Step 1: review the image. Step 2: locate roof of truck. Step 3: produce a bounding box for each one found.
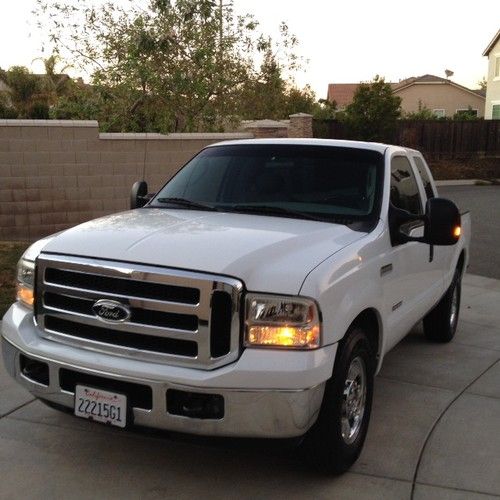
[207,138,391,154]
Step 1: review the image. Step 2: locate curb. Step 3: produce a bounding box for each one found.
[436,179,499,186]
[436,179,479,186]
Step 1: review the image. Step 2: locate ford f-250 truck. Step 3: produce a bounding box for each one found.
[2,139,470,473]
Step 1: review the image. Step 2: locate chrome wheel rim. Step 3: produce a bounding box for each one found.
[341,356,367,445]
[450,285,459,329]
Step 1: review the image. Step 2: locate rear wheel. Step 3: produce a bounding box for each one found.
[423,269,462,343]
[302,326,375,474]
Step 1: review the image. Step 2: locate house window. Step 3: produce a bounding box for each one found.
[455,109,478,118]
[433,109,445,118]
[492,104,500,120]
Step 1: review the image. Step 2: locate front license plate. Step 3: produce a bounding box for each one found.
[74,385,127,428]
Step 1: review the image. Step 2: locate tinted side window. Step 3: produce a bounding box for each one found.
[413,156,434,200]
[390,156,423,214]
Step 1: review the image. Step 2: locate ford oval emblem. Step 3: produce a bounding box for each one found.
[92,299,131,323]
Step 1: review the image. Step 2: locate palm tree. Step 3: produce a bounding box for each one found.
[32,54,73,105]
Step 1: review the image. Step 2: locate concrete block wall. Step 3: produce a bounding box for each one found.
[0,120,252,241]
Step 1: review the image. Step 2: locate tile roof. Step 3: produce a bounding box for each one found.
[392,74,449,90]
[326,83,360,107]
[392,75,485,99]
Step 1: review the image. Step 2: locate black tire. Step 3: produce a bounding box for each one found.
[423,269,462,343]
[302,326,375,475]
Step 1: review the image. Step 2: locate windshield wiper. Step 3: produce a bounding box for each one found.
[155,197,219,211]
[228,204,328,222]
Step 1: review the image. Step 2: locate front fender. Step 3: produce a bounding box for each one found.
[300,228,387,370]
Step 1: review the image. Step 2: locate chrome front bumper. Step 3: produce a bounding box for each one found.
[1,304,335,438]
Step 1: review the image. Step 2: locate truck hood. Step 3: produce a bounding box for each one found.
[42,209,365,294]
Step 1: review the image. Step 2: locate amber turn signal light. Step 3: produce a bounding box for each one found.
[453,226,461,238]
[17,285,34,307]
[247,325,320,349]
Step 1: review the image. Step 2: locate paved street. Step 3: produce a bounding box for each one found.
[439,185,500,280]
[1,273,499,499]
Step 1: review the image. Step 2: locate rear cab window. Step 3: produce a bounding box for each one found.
[390,155,423,215]
[412,155,436,201]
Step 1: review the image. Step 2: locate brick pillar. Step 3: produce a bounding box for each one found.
[288,113,313,138]
[242,119,288,138]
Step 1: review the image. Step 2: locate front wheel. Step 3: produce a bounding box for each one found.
[302,327,375,474]
[423,269,462,343]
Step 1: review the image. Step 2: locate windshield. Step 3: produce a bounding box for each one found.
[150,144,384,223]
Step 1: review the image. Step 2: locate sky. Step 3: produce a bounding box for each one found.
[1,0,498,99]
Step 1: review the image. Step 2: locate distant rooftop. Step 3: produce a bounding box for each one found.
[326,83,362,108]
[327,74,485,105]
[483,29,500,56]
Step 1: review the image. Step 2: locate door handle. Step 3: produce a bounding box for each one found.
[380,263,393,276]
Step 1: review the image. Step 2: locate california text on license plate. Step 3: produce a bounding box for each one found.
[74,385,127,428]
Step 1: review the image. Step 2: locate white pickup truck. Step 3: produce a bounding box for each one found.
[2,139,470,473]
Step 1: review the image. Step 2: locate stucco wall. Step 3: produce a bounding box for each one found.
[485,37,500,119]
[0,120,252,241]
[395,83,485,118]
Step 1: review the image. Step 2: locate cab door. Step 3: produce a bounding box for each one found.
[410,154,450,284]
[381,154,444,350]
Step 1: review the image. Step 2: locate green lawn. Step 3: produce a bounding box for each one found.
[0,242,29,318]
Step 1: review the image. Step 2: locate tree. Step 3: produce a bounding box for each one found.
[36,0,309,132]
[283,85,317,117]
[453,106,480,121]
[312,98,337,120]
[49,82,103,121]
[33,54,73,105]
[236,50,316,120]
[405,99,439,120]
[344,75,402,142]
[0,91,18,118]
[477,77,487,91]
[0,66,47,118]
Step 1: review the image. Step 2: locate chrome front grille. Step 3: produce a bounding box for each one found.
[35,254,243,369]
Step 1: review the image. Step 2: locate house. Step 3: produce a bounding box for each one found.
[392,75,485,118]
[483,29,500,119]
[327,74,485,118]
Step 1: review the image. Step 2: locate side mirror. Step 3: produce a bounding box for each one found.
[424,197,461,246]
[391,197,461,246]
[130,181,149,209]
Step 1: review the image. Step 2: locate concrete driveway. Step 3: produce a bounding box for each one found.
[1,273,499,499]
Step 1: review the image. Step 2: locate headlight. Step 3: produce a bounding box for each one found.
[14,235,56,309]
[245,294,321,349]
[16,258,35,308]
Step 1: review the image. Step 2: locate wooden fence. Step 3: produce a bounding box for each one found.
[313,120,500,158]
